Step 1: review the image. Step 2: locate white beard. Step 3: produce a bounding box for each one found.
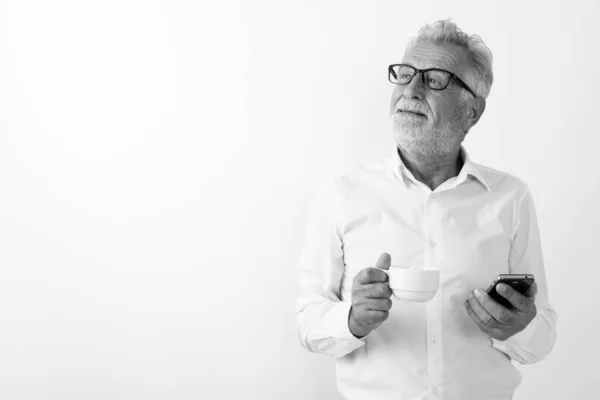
[391,112,467,158]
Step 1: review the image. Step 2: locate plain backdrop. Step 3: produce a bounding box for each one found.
[0,0,598,399]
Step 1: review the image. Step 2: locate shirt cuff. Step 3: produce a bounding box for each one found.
[331,301,368,357]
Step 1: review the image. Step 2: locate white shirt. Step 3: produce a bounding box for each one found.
[296,147,557,400]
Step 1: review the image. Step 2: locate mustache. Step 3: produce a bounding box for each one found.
[394,100,430,117]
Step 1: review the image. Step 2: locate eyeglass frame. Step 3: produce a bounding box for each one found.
[388,63,478,98]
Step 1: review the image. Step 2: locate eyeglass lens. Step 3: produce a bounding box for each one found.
[391,65,451,90]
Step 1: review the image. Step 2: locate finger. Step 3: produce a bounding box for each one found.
[361,283,393,298]
[355,267,388,285]
[369,310,389,323]
[524,282,538,299]
[366,298,393,312]
[495,283,532,312]
[356,309,389,326]
[464,300,494,335]
[466,292,501,328]
[375,253,392,270]
[473,289,515,324]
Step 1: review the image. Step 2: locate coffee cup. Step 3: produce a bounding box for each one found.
[385,266,440,302]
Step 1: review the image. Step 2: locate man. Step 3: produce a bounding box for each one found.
[296,19,557,400]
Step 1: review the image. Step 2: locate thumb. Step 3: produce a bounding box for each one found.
[525,281,538,298]
[375,253,391,270]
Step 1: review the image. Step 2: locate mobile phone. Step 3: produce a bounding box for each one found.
[485,274,535,309]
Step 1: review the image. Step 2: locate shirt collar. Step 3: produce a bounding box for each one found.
[384,146,491,192]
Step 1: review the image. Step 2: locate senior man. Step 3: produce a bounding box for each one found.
[296,20,557,400]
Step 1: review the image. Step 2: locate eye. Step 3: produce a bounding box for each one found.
[427,77,438,85]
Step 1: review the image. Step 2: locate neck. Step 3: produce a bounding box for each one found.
[398,147,463,191]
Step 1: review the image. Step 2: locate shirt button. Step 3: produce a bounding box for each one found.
[430,336,436,343]
[431,388,437,394]
[430,241,438,248]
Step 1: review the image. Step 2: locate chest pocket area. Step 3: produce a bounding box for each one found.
[441,205,511,290]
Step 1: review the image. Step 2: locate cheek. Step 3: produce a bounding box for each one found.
[433,102,458,124]
[451,104,468,123]
[427,92,457,118]
[389,88,403,113]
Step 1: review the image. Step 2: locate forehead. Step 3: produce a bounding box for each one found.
[401,42,469,73]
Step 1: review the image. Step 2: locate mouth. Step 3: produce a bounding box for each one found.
[397,109,427,118]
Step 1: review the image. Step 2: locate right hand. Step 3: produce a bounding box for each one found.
[348,253,393,338]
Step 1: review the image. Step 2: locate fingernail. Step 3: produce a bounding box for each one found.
[498,284,506,292]
[474,289,483,297]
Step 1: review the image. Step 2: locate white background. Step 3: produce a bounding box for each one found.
[0,0,597,399]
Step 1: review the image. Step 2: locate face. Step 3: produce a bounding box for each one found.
[390,42,474,159]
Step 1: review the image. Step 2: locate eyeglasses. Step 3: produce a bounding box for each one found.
[388,64,477,98]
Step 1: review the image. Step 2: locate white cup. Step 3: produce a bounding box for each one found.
[385,266,440,302]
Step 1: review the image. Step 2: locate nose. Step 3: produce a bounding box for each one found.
[402,72,426,101]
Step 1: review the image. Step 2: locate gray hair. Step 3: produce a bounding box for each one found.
[407,19,494,99]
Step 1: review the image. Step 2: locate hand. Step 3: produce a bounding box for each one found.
[348,253,393,338]
[465,281,538,341]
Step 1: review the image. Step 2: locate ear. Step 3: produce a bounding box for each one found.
[465,97,486,131]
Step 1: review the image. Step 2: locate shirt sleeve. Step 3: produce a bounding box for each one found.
[492,185,558,364]
[296,176,367,358]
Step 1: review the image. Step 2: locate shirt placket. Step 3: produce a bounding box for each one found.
[424,192,444,399]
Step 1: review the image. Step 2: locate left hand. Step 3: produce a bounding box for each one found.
[464,282,538,341]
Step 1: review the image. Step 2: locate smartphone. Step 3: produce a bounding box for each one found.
[485,274,535,309]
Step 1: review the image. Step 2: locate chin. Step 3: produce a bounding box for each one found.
[393,132,455,159]
[398,145,446,159]
[392,119,462,159]
[391,114,427,132]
